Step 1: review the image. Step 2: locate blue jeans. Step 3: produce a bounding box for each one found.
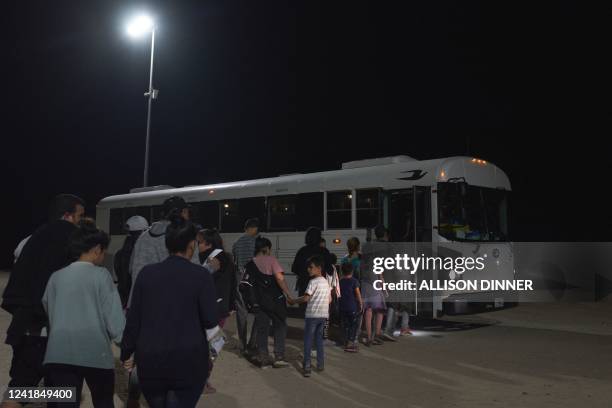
[385,307,410,335]
[303,318,325,370]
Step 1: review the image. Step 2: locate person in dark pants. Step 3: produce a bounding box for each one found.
[339,262,363,352]
[1,194,85,408]
[197,228,236,394]
[126,197,219,408]
[114,215,149,308]
[121,217,218,408]
[43,220,125,408]
[291,227,333,315]
[248,237,292,368]
[231,218,259,355]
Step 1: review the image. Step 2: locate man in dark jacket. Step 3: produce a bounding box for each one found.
[1,194,84,400]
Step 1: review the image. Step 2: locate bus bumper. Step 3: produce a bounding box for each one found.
[442,291,518,316]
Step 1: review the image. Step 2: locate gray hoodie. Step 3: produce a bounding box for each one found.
[128,220,208,307]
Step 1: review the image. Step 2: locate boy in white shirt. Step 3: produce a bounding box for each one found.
[289,255,330,377]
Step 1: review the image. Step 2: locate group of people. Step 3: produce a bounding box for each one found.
[1,193,413,408]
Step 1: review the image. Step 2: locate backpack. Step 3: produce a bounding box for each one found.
[239,261,286,319]
[114,234,138,308]
[238,263,260,313]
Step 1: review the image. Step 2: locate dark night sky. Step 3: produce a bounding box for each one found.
[0,1,607,267]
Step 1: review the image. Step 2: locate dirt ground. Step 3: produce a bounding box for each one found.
[1,271,611,408]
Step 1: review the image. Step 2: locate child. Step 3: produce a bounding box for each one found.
[339,262,363,352]
[290,255,331,377]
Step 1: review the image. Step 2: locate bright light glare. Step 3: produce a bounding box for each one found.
[126,15,154,38]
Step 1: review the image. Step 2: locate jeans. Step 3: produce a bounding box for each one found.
[340,311,359,343]
[140,382,205,408]
[45,363,114,408]
[254,309,287,359]
[385,307,410,335]
[303,318,326,370]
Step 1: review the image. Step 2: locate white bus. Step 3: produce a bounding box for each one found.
[96,155,513,317]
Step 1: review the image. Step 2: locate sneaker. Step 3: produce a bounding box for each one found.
[251,354,273,367]
[204,383,217,394]
[372,337,384,346]
[273,359,290,368]
[401,329,413,336]
[364,340,372,347]
[316,366,325,373]
[344,344,358,353]
[303,368,312,377]
[381,333,397,342]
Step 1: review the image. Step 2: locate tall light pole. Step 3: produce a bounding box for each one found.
[127,14,157,187]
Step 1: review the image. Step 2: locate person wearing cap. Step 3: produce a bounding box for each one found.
[128,196,220,307]
[114,216,149,309]
[114,216,149,408]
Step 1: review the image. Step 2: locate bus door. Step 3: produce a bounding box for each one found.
[413,186,435,316]
[384,189,414,242]
[383,187,432,316]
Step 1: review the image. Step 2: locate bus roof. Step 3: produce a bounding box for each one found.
[98,155,511,208]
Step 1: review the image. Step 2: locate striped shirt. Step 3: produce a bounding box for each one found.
[232,234,256,270]
[305,276,330,319]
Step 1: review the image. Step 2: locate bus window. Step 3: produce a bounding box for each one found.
[192,201,219,229]
[327,191,352,229]
[221,197,266,233]
[109,208,125,235]
[356,189,380,229]
[438,182,509,242]
[240,197,266,232]
[268,195,296,231]
[296,192,323,231]
[220,200,242,233]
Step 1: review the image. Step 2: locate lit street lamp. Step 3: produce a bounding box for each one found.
[126,14,157,187]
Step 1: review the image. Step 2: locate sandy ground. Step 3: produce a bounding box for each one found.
[1,270,611,408]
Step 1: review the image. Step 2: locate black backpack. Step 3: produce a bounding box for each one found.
[239,261,286,318]
[114,234,138,307]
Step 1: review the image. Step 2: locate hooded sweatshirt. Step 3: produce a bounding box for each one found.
[128,220,209,307]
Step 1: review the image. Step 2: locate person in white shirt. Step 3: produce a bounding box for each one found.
[289,255,330,377]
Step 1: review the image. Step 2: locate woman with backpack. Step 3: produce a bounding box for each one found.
[246,237,292,368]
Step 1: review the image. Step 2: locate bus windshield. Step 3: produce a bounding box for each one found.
[438,182,509,242]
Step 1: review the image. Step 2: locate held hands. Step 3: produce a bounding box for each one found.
[123,356,135,372]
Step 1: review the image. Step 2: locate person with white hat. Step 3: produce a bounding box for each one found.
[114,215,149,308]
